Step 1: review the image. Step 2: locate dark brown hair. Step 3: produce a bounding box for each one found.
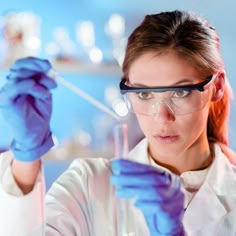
[122,10,232,145]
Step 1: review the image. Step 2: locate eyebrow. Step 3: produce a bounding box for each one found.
[130,79,197,88]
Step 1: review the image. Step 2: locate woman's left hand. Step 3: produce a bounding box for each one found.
[110,159,185,236]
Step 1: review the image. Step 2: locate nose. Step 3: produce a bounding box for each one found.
[152,100,175,123]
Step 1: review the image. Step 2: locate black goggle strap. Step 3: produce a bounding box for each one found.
[120,75,214,95]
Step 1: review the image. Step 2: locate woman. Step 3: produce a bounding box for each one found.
[0,10,235,236]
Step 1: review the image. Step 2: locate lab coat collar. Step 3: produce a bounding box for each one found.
[128,138,150,165]
[183,144,236,233]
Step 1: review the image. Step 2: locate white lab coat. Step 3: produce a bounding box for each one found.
[0,138,236,236]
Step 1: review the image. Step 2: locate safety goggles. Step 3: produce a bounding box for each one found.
[119,75,215,116]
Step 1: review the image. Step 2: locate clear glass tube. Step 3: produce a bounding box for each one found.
[113,123,135,236]
[113,123,129,158]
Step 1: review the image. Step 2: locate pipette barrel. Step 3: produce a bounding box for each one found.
[47,69,122,121]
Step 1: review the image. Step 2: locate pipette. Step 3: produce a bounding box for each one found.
[47,69,122,121]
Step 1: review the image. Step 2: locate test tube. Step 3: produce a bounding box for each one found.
[113,124,134,236]
[113,123,129,158]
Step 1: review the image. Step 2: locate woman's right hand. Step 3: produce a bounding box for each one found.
[110,159,185,236]
[0,57,57,162]
[0,57,57,194]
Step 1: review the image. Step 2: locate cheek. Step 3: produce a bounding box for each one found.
[135,115,153,136]
[135,106,210,138]
[178,106,210,139]
[181,115,205,135]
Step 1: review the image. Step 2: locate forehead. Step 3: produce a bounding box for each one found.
[128,51,203,86]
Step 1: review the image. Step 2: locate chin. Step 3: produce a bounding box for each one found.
[148,137,184,159]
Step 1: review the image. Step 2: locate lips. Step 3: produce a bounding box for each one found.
[153,134,179,144]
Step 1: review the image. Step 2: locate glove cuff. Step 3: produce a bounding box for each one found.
[11,132,54,162]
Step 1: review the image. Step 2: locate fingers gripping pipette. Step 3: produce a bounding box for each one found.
[47,69,122,121]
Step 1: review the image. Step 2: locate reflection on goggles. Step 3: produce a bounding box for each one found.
[125,88,210,116]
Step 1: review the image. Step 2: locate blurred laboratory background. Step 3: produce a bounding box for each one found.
[0,0,235,164]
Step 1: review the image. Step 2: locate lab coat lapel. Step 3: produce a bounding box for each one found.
[183,144,236,233]
[128,138,150,165]
[183,181,227,232]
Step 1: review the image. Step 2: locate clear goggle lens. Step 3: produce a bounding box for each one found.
[124,86,211,116]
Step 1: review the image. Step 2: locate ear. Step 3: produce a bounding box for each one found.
[211,72,225,102]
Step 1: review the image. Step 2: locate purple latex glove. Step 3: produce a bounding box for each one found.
[0,57,57,162]
[110,159,185,236]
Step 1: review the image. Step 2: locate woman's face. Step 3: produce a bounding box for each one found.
[128,51,213,160]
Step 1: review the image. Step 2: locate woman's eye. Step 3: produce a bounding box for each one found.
[137,92,153,100]
[173,90,190,98]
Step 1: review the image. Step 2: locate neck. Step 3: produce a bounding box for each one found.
[149,141,214,175]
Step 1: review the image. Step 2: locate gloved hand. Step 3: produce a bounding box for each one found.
[110,159,185,236]
[0,57,57,162]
